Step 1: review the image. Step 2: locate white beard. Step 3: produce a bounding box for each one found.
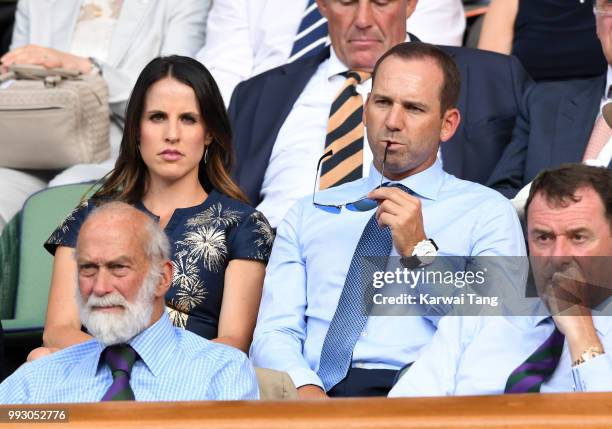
[77,269,159,346]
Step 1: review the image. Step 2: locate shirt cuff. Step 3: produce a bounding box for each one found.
[287,367,324,390]
[571,353,612,392]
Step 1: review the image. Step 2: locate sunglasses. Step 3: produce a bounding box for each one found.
[312,144,389,213]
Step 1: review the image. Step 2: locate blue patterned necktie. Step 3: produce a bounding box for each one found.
[317,184,408,391]
[289,0,329,62]
[101,344,139,401]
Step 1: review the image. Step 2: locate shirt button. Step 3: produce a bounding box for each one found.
[361,330,368,337]
[354,362,365,369]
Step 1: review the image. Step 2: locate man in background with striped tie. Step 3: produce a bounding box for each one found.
[199,0,466,105]
[228,0,531,229]
[250,42,525,398]
[0,202,258,403]
[390,164,612,396]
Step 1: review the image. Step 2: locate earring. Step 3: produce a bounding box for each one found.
[204,147,209,164]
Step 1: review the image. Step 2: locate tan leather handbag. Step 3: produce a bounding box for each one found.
[0,64,110,169]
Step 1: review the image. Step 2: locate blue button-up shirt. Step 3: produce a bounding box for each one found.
[389,301,612,396]
[0,314,259,403]
[250,161,526,389]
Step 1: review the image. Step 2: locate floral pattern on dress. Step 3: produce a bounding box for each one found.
[166,200,272,333]
[45,191,274,340]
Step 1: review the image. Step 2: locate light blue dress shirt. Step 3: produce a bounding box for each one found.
[0,314,259,403]
[250,160,526,390]
[389,301,612,396]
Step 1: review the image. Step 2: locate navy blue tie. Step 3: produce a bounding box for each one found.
[317,184,409,391]
[289,0,329,62]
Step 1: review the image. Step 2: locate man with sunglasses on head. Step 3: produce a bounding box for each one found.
[250,42,526,399]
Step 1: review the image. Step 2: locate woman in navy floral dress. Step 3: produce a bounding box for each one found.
[34,56,273,359]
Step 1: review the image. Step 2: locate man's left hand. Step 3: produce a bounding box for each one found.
[367,187,426,257]
[547,271,604,362]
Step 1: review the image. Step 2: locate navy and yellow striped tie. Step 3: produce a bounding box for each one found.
[320,71,371,190]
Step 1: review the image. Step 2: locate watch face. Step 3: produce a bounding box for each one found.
[417,254,436,266]
[415,240,437,257]
[413,240,437,267]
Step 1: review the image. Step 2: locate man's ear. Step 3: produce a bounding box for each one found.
[405,0,419,20]
[154,260,173,298]
[439,107,460,143]
[315,0,328,19]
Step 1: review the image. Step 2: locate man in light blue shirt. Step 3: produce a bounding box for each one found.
[0,202,258,403]
[250,42,526,398]
[389,164,612,396]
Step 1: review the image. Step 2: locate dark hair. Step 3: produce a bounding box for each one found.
[371,42,461,116]
[525,163,612,225]
[92,55,248,204]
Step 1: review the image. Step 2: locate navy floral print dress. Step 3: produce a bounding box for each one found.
[45,189,274,340]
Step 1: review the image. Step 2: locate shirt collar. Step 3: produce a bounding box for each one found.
[365,159,445,201]
[87,313,178,378]
[327,33,411,81]
[68,340,105,380]
[128,313,178,377]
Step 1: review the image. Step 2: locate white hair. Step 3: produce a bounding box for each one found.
[77,201,170,266]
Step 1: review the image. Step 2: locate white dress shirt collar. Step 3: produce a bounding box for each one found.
[364,158,445,201]
[326,46,351,81]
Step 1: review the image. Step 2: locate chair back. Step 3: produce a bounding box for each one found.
[2,183,94,334]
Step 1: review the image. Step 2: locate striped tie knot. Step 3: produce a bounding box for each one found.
[101,344,139,401]
[320,71,372,190]
[344,70,370,86]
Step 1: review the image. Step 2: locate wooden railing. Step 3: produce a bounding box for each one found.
[2,393,612,428]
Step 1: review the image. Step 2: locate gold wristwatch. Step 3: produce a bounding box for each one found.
[572,346,605,367]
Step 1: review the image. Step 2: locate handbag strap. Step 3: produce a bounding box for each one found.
[2,64,82,88]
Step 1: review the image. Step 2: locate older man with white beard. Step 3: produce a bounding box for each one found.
[0,202,259,403]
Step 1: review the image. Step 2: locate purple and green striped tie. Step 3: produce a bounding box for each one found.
[101,344,139,401]
[504,326,565,394]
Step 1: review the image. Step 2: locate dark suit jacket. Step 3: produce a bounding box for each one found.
[487,75,607,198]
[228,45,532,206]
